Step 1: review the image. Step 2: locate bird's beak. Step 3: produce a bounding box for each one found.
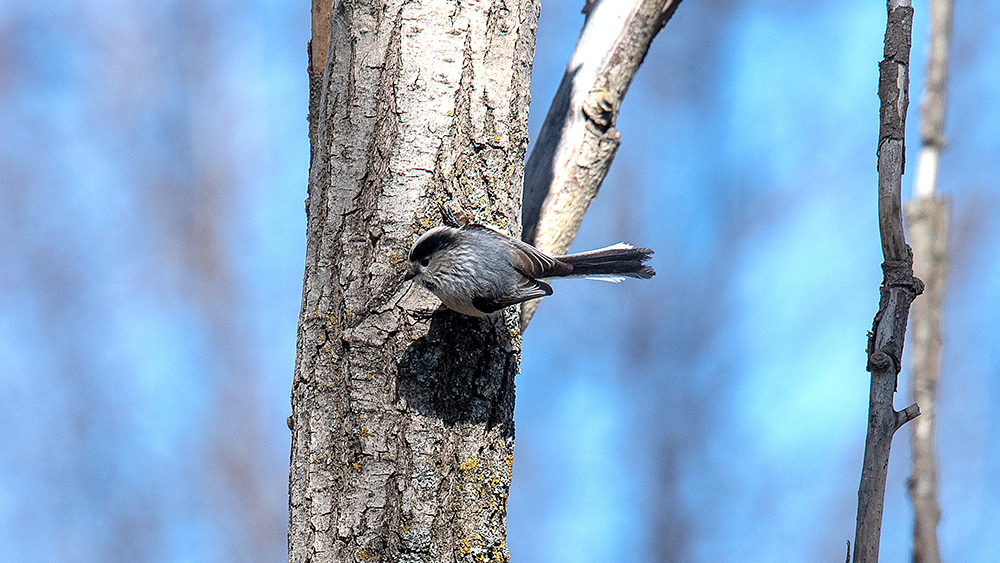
[403,265,417,281]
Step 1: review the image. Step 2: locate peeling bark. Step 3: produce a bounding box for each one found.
[289,2,539,562]
[853,3,922,563]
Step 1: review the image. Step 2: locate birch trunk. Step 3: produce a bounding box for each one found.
[519,0,683,330]
[290,2,539,561]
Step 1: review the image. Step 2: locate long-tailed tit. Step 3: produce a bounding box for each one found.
[404,223,654,317]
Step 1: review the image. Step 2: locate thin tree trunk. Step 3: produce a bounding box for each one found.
[289,2,539,562]
[853,2,922,562]
[904,197,947,563]
[905,0,953,561]
[519,0,682,330]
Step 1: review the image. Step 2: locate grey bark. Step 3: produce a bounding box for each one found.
[905,1,953,561]
[289,2,539,562]
[519,0,682,330]
[853,3,922,563]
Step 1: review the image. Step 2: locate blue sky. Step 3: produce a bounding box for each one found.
[513,2,1000,562]
[0,1,997,562]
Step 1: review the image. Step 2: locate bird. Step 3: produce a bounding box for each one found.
[403,223,654,317]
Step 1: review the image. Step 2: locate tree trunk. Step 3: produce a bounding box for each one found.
[289,2,539,562]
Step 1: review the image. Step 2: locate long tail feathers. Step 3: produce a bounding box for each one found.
[556,243,655,279]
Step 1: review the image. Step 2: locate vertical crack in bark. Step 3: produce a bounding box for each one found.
[291,2,538,562]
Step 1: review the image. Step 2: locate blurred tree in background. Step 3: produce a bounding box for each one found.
[0,2,303,561]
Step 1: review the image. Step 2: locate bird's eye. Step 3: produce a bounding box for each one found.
[420,258,430,267]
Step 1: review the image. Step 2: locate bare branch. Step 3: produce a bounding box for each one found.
[905,1,953,561]
[905,195,948,563]
[519,0,682,330]
[853,3,924,563]
[917,0,953,155]
[897,403,921,431]
[912,0,952,201]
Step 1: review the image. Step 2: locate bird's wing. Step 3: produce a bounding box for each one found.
[472,277,553,315]
[463,224,572,279]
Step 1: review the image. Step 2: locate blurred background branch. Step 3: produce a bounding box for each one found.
[905,0,954,561]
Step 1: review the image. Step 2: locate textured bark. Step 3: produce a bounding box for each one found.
[905,1,953,561]
[289,2,539,562]
[519,0,682,330]
[854,3,922,563]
